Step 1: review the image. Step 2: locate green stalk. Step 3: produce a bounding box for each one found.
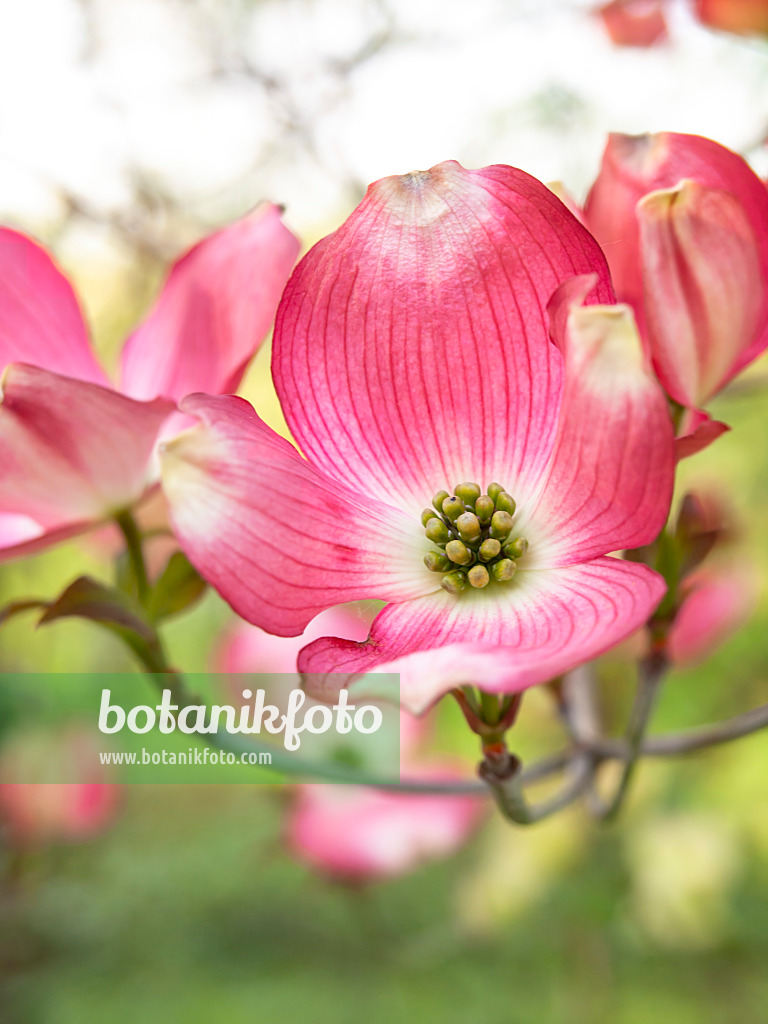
[600,651,668,821]
[115,509,150,606]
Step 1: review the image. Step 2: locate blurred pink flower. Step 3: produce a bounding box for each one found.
[694,0,768,35]
[584,132,768,455]
[216,608,483,881]
[0,783,118,846]
[287,775,483,883]
[0,730,120,846]
[597,0,669,47]
[0,206,300,562]
[668,568,756,667]
[162,160,674,713]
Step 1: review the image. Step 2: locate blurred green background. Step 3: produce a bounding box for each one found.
[2,1,768,1021]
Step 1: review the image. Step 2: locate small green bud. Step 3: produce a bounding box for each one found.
[455,482,481,507]
[478,538,501,562]
[425,518,450,545]
[467,564,490,589]
[504,536,529,559]
[475,495,495,524]
[432,489,450,513]
[442,496,464,522]
[421,508,437,527]
[424,551,451,573]
[440,571,467,594]
[487,482,504,502]
[495,491,517,516]
[456,512,481,543]
[492,558,517,582]
[445,539,472,565]
[490,510,514,541]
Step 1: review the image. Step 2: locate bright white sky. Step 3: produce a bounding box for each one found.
[0,0,766,251]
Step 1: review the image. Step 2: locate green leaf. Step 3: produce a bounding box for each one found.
[147,552,207,622]
[37,576,170,673]
[0,599,49,628]
[40,576,154,640]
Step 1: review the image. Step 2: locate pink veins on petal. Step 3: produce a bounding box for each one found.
[161,161,675,713]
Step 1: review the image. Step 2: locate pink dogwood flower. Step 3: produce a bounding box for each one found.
[0,782,118,846]
[161,161,674,714]
[584,132,768,455]
[287,776,483,882]
[694,0,768,36]
[667,567,755,667]
[597,0,669,48]
[217,604,484,881]
[0,729,120,846]
[0,205,299,561]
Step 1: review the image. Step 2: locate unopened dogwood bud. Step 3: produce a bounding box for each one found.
[504,537,529,559]
[494,491,517,516]
[442,496,465,522]
[492,558,517,581]
[440,571,467,594]
[490,511,514,541]
[457,512,481,543]
[455,482,481,507]
[424,551,452,572]
[445,539,473,565]
[426,518,450,545]
[467,565,490,588]
[479,538,501,562]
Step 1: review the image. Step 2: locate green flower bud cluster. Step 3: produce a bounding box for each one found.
[420,481,529,596]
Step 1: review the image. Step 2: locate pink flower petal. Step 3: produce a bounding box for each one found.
[0,365,173,557]
[215,604,377,675]
[0,514,106,563]
[584,133,768,399]
[694,0,768,35]
[0,783,119,845]
[0,228,108,386]
[215,611,435,758]
[668,569,755,666]
[273,160,614,513]
[598,0,669,48]
[287,778,483,881]
[546,181,586,223]
[300,557,665,713]
[120,203,300,401]
[638,181,764,406]
[160,393,436,636]
[674,409,730,460]
[521,277,674,566]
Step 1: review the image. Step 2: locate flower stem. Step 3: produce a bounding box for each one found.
[115,509,150,606]
[599,650,667,821]
[113,509,188,708]
[478,740,592,825]
[594,700,768,758]
[479,744,532,824]
[479,690,501,725]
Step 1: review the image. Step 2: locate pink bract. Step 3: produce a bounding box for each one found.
[162,161,674,713]
[287,777,483,882]
[0,205,300,561]
[0,729,120,846]
[694,0,768,35]
[0,782,119,846]
[598,0,669,48]
[584,132,768,450]
[668,568,755,667]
